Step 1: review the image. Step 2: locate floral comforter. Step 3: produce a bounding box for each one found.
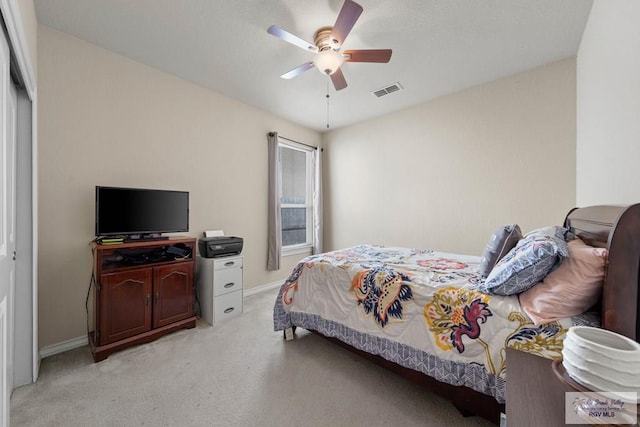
[273,245,594,403]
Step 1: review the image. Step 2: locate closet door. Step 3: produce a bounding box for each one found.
[0,27,16,427]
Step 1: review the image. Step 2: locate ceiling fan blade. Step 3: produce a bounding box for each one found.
[343,49,392,63]
[331,0,363,48]
[267,25,318,52]
[281,62,315,79]
[330,68,348,91]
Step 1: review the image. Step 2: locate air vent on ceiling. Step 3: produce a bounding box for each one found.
[372,82,403,98]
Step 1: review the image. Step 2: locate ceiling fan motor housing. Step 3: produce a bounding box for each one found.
[313,27,344,75]
[314,27,339,51]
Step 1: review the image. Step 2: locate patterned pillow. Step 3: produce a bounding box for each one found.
[525,225,571,244]
[478,233,569,296]
[479,224,522,278]
[523,225,571,267]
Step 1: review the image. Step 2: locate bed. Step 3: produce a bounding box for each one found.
[273,204,640,424]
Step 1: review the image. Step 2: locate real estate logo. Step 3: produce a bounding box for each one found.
[565,392,637,425]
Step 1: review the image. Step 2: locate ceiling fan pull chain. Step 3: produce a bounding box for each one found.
[326,80,330,129]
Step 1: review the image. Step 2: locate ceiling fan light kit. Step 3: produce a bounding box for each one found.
[314,49,345,75]
[267,0,392,91]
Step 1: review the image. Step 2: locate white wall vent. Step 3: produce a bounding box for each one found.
[372,82,403,98]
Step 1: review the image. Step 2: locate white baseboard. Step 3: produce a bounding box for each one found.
[40,335,88,359]
[244,280,283,297]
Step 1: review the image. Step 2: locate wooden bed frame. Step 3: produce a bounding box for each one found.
[564,204,640,343]
[297,204,640,425]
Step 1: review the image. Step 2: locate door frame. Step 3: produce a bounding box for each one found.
[0,0,38,381]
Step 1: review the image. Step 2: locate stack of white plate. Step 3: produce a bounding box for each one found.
[562,326,640,402]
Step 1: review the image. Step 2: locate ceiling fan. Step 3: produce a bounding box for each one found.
[267,0,392,91]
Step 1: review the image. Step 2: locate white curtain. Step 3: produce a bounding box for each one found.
[312,148,323,254]
[267,132,281,270]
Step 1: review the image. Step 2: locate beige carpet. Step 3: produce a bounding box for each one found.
[11,288,494,426]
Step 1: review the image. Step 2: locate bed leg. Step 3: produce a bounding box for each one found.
[284,327,296,341]
[452,402,474,418]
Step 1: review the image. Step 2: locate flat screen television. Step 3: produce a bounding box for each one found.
[95,186,189,239]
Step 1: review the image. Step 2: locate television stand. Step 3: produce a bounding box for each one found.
[89,237,197,361]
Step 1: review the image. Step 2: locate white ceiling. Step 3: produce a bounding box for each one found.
[34,0,594,132]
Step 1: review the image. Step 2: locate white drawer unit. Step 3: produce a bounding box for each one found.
[196,255,243,324]
[214,291,243,322]
[213,260,243,296]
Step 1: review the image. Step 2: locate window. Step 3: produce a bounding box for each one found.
[279,140,314,252]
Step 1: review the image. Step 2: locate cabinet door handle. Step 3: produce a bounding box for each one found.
[224,282,235,289]
[146,295,151,306]
[154,293,159,304]
[224,307,235,314]
[224,261,235,267]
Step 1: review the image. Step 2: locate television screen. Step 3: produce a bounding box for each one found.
[95,186,189,237]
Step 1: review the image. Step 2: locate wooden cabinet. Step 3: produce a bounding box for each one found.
[506,348,591,427]
[153,263,194,328]
[89,237,197,362]
[507,348,639,426]
[197,255,243,324]
[99,268,152,344]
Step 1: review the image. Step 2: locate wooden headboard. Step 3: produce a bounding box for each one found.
[564,204,640,342]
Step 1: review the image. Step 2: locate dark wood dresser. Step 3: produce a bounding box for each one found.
[89,237,197,361]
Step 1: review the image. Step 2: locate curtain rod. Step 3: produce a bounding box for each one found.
[269,132,319,150]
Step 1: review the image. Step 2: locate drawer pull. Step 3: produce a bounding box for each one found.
[224,307,235,314]
[224,261,235,267]
[224,282,235,289]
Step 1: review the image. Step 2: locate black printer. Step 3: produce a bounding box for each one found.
[198,236,243,258]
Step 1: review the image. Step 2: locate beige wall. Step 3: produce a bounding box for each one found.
[37,26,319,348]
[16,0,38,80]
[322,59,577,256]
[38,25,581,350]
[576,1,640,206]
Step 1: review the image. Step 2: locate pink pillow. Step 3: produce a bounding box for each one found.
[518,238,607,325]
